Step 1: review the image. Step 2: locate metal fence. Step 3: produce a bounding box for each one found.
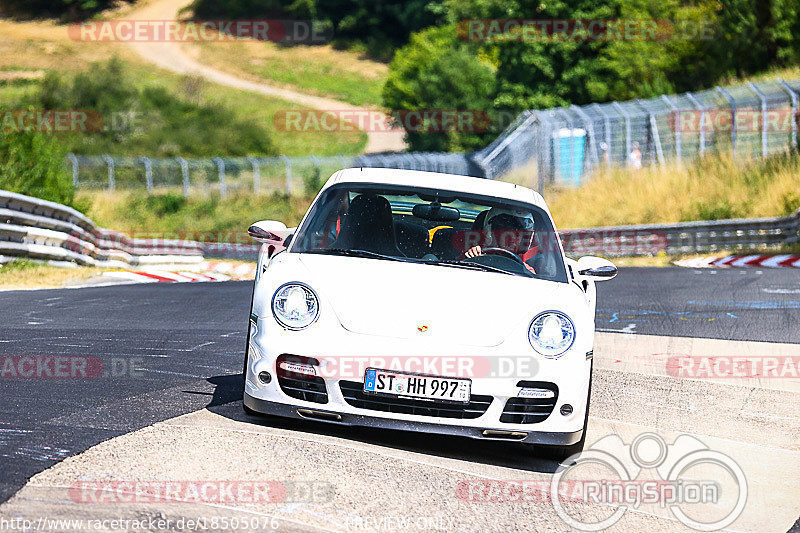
[358,77,800,191]
[68,78,800,196]
[68,154,355,197]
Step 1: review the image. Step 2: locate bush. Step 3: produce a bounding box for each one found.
[31,58,276,157]
[303,167,323,196]
[0,130,83,210]
[383,25,495,151]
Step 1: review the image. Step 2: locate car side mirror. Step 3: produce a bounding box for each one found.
[576,256,617,281]
[248,220,290,245]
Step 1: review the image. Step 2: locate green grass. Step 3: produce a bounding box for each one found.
[83,190,313,235]
[0,61,367,157]
[194,41,387,108]
[125,61,368,156]
[0,259,39,272]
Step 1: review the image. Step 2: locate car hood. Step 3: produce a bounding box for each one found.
[288,253,575,347]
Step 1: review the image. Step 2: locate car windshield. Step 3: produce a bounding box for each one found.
[291,183,568,282]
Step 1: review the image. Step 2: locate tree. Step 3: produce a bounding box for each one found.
[317,0,444,57]
[383,25,495,151]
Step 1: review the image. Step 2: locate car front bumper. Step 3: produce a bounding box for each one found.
[243,392,583,446]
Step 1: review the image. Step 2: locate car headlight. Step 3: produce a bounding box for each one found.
[272,283,319,329]
[528,311,575,358]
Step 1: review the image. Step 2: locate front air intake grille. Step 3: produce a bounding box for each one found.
[276,355,328,404]
[339,380,492,419]
[500,381,559,424]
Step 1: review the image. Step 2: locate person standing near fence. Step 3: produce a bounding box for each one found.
[628,141,642,170]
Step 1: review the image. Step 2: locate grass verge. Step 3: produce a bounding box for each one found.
[546,152,800,229]
[82,191,312,234]
[0,259,107,290]
[191,40,388,108]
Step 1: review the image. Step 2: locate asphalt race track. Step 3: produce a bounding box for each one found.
[595,267,800,342]
[1,266,799,532]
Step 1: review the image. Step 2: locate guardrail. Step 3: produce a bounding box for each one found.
[3,189,797,267]
[0,190,205,267]
[560,209,800,257]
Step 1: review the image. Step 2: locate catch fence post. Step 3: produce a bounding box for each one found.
[660,95,682,164]
[636,99,665,167]
[612,102,632,162]
[101,154,115,191]
[280,155,292,195]
[778,79,798,149]
[247,156,260,194]
[590,104,612,169]
[212,157,226,198]
[716,86,737,156]
[67,153,79,186]
[176,157,189,196]
[748,82,769,158]
[139,156,153,193]
[685,92,706,156]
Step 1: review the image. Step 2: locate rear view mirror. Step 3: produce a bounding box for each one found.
[576,256,618,281]
[248,220,290,245]
[412,203,460,222]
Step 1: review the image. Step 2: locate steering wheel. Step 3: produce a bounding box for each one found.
[461,247,526,265]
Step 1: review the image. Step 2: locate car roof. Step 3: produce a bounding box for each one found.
[325,167,547,209]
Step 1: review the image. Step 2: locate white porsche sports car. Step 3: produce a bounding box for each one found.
[243,168,616,459]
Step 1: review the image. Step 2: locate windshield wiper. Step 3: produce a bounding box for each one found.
[424,259,514,276]
[304,248,410,263]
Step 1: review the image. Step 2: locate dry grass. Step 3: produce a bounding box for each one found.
[0,17,136,73]
[546,153,800,229]
[721,65,800,86]
[0,260,107,290]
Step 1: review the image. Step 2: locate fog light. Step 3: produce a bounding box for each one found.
[258,371,272,384]
[560,404,573,416]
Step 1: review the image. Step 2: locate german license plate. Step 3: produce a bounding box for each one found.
[363,368,471,404]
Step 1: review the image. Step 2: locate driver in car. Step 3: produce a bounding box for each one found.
[464,208,538,273]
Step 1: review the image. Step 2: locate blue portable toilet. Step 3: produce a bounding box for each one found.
[553,128,586,186]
